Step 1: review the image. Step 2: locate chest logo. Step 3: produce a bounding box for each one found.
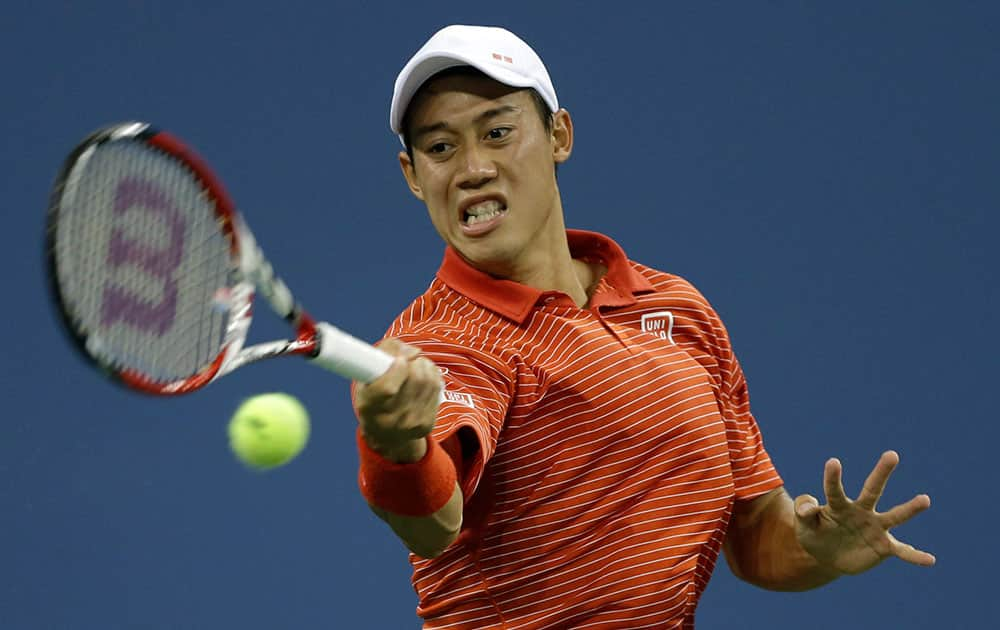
[440,389,475,408]
[641,311,675,344]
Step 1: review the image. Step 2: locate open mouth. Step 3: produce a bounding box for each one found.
[462,199,508,226]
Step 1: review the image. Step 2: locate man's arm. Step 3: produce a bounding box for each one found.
[354,340,465,559]
[724,452,934,591]
[361,433,465,559]
[724,487,840,591]
[368,478,464,559]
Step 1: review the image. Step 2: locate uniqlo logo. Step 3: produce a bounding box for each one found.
[440,389,475,408]
[641,311,675,344]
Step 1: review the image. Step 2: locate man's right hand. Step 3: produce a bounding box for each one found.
[354,338,443,463]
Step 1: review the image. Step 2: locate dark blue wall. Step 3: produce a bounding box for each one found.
[2,2,995,627]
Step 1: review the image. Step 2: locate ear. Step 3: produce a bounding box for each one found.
[551,109,574,164]
[398,151,425,201]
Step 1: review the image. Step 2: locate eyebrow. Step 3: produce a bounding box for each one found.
[411,105,522,141]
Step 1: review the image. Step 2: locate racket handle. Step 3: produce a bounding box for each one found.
[310,322,394,383]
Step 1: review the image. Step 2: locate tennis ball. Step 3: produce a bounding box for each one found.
[228,393,310,470]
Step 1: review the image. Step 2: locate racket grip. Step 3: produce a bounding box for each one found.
[310,322,394,383]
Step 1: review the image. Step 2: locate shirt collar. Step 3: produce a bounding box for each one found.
[435,229,656,324]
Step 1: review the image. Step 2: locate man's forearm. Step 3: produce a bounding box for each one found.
[362,434,464,559]
[369,483,464,559]
[724,488,840,591]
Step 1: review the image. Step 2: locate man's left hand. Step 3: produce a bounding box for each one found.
[794,451,936,575]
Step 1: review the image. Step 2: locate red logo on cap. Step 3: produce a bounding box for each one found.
[491,52,513,63]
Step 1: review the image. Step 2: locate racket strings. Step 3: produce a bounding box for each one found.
[54,140,234,383]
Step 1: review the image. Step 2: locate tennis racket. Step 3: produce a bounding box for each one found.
[45,121,394,395]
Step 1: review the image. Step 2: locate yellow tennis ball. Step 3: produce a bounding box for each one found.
[228,393,310,470]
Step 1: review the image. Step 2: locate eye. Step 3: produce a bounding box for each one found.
[427,142,452,154]
[486,127,511,140]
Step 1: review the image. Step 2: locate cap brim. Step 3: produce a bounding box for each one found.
[390,51,538,137]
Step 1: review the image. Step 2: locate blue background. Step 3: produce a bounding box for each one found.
[2,1,996,628]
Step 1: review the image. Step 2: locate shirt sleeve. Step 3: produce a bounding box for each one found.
[683,281,784,500]
[386,330,514,500]
[717,348,784,500]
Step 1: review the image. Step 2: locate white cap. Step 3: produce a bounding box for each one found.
[390,25,559,141]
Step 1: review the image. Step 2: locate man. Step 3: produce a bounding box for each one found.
[353,25,934,629]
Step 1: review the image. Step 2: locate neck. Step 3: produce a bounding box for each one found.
[509,247,590,307]
[474,205,599,308]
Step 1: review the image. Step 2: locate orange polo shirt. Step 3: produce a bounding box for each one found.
[381,230,783,629]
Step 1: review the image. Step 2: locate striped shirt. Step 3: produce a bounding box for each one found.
[383,230,783,629]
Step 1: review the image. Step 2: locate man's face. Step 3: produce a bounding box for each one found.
[399,73,572,275]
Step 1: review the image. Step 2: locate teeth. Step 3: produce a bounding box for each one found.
[464,200,506,225]
[467,209,501,224]
[466,200,503,216]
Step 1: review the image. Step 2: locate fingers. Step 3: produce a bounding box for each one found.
[880,493,931,528]
[406,356,444,412]
[356,338,442,445]
[856,450,900,510]
[376,338,423,361]
[415,354,444,392]
[365,355,411,400]
[794,493,822,520]
[823,457,851,510]
[889,532,937,567]
[362,339,432,401]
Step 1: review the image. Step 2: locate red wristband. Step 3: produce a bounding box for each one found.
[357,430,457,517]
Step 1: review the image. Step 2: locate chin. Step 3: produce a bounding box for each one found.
[455,240,513,271]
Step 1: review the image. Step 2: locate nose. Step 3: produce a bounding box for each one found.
[456,144,497,189]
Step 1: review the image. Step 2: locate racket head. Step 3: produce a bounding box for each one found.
[45,122,251,395]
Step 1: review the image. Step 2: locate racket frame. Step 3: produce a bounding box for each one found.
[46,122,390,396]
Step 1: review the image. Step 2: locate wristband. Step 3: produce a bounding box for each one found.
[357,430,457,517]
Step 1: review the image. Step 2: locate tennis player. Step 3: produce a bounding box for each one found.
[353,25,934,629]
